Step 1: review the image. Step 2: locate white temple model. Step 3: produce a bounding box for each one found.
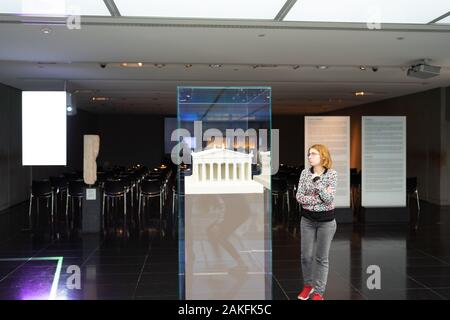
[185,146,263,194]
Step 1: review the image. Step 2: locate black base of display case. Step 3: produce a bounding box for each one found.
[335,208,353,223]
[362,207,410,223]
[82,187,101,233]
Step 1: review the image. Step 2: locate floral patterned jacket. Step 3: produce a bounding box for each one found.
[296,167,338,212]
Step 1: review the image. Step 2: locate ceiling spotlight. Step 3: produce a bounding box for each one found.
[66,106,73,112]
[317,65,328,70]
[121,62,143,68]
[355,91,365,96]
[184,64,193,68]
[41,27,52,34]
[154,63,166,68]
[209,64,222,68]
[359,66,366,70]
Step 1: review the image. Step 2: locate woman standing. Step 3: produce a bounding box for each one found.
[296,144,337,300]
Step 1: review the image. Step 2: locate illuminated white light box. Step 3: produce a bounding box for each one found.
[22,91,67,166]
[362,116,406,207]
[284,0,450,24]
[305,116,351,208]
[114,0,286,19]
[0,0,110,16]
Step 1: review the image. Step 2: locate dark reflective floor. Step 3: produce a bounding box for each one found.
[0,200,449,300]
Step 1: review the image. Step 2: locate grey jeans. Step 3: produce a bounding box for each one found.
[300,217,337,295]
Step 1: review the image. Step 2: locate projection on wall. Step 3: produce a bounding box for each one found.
[22,91,67,166]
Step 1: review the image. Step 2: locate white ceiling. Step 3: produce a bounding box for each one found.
[0,11,450,115]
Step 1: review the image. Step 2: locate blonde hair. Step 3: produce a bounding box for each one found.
[309,144,333,169]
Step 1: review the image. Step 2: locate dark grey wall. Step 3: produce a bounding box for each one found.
[0,83,30,212]
[447,87,450,122]
[0,83,100,211]
[1,83,166,212]
[2,81,448,208]
[442,88,450,205]
[67,109,98,171]
[273,115,304,167]
[325,88,444,205]
[96,114,165,169]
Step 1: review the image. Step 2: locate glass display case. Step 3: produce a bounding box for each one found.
[175,87,272,300]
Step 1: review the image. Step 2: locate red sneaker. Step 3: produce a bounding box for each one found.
[297,285,314,300]
[311,293,324,300]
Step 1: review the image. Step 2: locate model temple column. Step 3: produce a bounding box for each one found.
[225,160,229,181]
[193,161,197,181]
[202,162,206,181]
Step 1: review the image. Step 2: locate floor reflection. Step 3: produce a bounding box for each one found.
[0,201,449,299]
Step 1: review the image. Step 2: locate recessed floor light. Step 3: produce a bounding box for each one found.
[317,65,328,70]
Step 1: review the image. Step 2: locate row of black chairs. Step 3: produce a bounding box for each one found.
[29,163,422,236]
[271,165,305,228]
[28,177,86,233]
[27,163,176,237]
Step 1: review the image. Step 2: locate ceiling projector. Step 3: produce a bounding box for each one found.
[407,63,441,79]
